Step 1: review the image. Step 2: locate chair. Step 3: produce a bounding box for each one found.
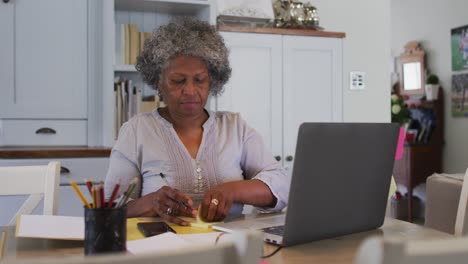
[454,168,468,236]
[424,168,468,235]
[0,161,60,226]
[4,231,263,264]
[355,236,468,264]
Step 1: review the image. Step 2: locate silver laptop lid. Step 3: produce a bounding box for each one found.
[282,123,399,246]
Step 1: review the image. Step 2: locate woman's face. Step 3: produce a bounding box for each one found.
[159,55,210,118]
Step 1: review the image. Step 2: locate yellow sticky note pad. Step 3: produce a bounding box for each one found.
[127,218,219,241]
[177,216,221,229]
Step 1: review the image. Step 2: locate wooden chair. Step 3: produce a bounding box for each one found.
[4,231,263,264]
[454,168,468,236]
[0,161,60,226]
[355,236,468,264]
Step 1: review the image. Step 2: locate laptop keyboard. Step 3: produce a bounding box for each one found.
[261,225,285,236]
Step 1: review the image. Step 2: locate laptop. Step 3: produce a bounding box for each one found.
[213,123,399,247]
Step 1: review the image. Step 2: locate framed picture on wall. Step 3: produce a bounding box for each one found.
[451,25,468,71]
[452,73,468,117]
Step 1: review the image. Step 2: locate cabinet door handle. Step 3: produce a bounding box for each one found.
[60,166,70,174]
[274,156,281,161]
[286,155,294,162]
[35,127,56,134]
[3,0,10,3]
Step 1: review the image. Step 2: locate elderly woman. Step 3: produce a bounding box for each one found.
[105,17,289,225]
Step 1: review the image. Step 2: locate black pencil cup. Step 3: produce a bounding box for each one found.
[84,205,127,255]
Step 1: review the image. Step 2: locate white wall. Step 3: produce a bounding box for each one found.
[392,0,468,173]
[306,0,391,122]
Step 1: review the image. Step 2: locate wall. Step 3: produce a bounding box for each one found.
[305,0,391,123]
[391,0,468,173]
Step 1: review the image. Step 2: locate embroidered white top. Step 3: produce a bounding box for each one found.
[104,109,290,216]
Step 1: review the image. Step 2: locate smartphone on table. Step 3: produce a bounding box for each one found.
[137,222,176,237]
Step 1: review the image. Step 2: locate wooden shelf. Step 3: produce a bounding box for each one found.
[393,89,444,222]
[114,64,137,72]
[217,25,346,38]
[0,147,111,159]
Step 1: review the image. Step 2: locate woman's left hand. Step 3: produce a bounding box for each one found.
[199,183,235,222]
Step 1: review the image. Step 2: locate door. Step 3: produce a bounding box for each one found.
[0,0,87,119]
[0,1,14,103]
[217,32,283,160]
[282,35,343,170]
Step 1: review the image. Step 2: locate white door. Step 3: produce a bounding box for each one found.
[282,35,343,170]
[0,0,87,119]
[217,32,283,160]
[0,1,14,106]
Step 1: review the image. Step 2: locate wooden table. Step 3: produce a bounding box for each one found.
[0,217,451,264]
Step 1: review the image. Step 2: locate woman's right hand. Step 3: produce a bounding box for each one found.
[150,186,196,226]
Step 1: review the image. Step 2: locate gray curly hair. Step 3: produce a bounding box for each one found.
[136,17,231,96]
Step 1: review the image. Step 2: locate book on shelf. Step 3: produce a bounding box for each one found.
[140,96,158,113]
[129,24,139,65]
[124,24,131,65]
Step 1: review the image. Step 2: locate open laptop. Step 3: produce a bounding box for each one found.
[213,123,399,247]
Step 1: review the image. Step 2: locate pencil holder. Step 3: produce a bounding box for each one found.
[84,204,127,255]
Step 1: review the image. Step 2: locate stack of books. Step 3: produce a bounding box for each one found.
[115,24,153,65]
[114,77,165,138]
[114,78,141,137]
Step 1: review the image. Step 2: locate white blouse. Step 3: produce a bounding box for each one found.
[104,109,290,216]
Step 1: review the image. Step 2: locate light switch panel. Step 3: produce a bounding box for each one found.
[350,71,366,90]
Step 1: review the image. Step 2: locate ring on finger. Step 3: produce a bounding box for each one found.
[166,207,172,215]
[211,198,219,206]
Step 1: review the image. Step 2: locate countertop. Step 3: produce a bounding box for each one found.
[0,147,112,159]
[217,25,346,38]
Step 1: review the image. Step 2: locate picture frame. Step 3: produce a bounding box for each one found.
[451,25,468,71]
[452,73,468,117]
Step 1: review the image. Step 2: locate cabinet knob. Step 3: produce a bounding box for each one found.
[286,155,294,162]
[60,166,70,174]
[274,156,281,161]
[35,127,56,134]
[3,0,10,3]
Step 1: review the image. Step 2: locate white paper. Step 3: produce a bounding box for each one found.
[16,215,84,240]
[178,232,227,245]
[127,232,192,255]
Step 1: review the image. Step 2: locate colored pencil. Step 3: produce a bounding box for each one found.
[107,181,121,208]
[70,181,91,209]
[99,182,105,208]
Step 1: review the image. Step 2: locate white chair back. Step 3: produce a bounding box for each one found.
[355,236,468,264]
[0,161,60,225]
[454,168,468,236]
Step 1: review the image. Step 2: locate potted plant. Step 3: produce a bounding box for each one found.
[391,94,411,126]
[425,74,440,101]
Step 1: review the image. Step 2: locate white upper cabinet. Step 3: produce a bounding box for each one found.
[282,35,343,164]
[217,29,344,170]
[218,32,283,158]
[0,0,87,119]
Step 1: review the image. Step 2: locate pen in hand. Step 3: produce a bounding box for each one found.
[159,172,170,186]
[159,172,189,210]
